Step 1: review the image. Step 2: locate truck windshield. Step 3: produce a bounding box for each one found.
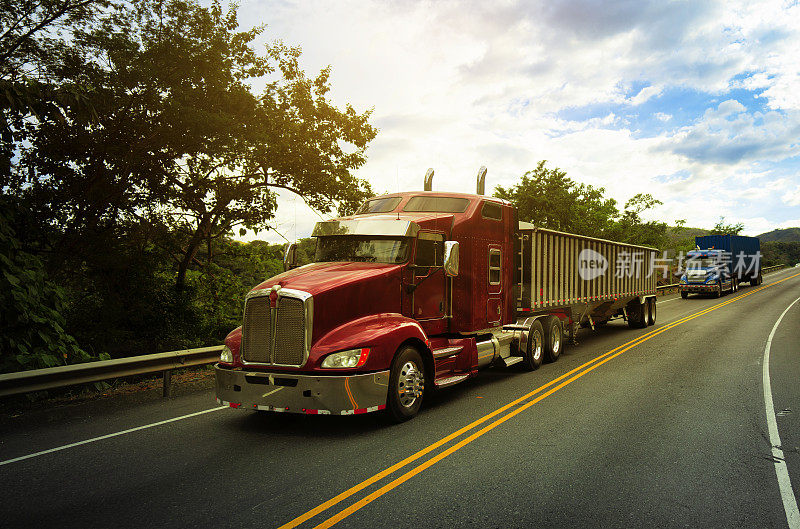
[687,258,718,268]
[314,236,410,264]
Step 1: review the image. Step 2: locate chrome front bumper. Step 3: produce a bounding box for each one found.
[215,366,390,415]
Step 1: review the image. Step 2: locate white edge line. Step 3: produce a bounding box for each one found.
[763,294,800,529]
[0,406,227,467]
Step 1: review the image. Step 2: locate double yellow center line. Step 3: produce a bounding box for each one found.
[279,271,800,529]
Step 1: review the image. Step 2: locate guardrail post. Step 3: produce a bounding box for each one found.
[162,370,172,398]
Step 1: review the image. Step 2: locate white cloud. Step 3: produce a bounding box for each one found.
[629,86,662,105]
[658,99,800,164]
[230,0,800,242]
[783,185,800,207]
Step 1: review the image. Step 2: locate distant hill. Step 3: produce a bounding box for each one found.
[757,228,800,242]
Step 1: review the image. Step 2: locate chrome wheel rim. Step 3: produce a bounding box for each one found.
[531,330,543,360]
[397,361,424,408]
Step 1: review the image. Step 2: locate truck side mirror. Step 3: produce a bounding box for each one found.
[443,241,459,277]
[283,243,298,271]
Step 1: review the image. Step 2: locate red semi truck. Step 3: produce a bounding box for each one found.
[215,169,659,421]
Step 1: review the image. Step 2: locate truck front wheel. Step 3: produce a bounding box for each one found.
[387,346,426,422]
[681,291,688,299]
[544,316,563,363]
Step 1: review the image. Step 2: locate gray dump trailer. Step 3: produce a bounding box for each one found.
[514,224,659,333]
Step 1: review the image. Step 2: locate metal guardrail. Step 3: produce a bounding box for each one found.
[656,264,786,293]
[0,264,790,399]
[0,345,223,398]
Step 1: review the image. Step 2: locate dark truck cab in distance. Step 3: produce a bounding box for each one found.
[680,234,761,299]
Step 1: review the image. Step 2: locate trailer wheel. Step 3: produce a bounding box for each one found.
[627,300,647,329]
[681,291,688,299]
[544,316,563,363]
[387,346,425,422]
[750,276,758,286]
[646,298,656,326]
[521,320,544,371]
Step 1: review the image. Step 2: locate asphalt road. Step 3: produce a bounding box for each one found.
[2,268,799,529]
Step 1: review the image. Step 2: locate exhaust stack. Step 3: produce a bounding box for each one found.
[423,168,434,191]
[476,166,487,195]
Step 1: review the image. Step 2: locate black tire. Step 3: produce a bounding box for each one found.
[521,320,544,371]
[646,298,656,326]
[713,282,721,298]
[627,299,647,329]
[758,273,763,285]
[732,278,738,292]
[387,346,426,422]
[681,291,688,299]
[543,316,563,363]
[750,276,758,286]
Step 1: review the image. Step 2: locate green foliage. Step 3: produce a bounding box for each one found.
[494,161,619,238]
[762,241,800,267]
[9,0,376,292]
[709,216,744,236]
[0,200,88,373]
[495,161,669,248]
[605,193,668,248]
[0,0,104,181]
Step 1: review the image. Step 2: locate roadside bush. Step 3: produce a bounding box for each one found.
[0,200,89,373]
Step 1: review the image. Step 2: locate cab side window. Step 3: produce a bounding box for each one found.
[416,232,444,273]
[489,248,501,285]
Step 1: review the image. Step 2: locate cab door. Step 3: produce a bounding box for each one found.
[411,231,446,323]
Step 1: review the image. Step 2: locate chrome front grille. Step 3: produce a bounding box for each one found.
[273,297,305,365]
[241,289,312,366]
[686,270,708,283]
[243,296,272,363]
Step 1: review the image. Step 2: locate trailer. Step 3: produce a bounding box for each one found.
[516,225,658,338]
[215,168,660,421]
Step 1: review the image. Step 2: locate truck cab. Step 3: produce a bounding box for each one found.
[680,249,735,298]
[215,190,521,421]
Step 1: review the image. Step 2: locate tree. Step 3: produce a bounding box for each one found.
[494,160,618,238]
[606,193,668,248]
[11,0,377,291]
[709,216,744,235]
[0,0,103,180]
[496,161,669,248]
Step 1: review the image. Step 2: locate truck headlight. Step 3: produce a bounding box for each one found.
[321,348,370,369]
[220,345,233,364]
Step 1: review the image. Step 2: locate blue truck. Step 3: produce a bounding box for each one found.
[680,234,762,299]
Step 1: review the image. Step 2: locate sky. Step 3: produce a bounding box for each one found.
[233,0,800,243]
